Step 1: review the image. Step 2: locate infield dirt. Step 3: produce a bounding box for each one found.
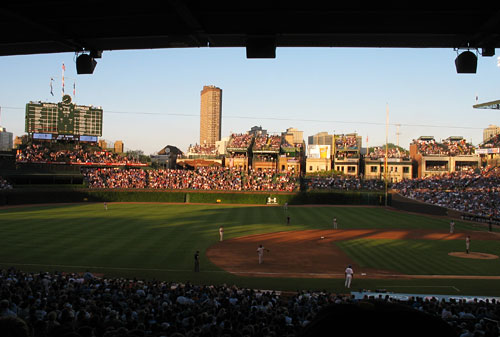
[206,229,500,280]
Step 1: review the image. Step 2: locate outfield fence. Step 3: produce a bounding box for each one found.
[0,188,389,206]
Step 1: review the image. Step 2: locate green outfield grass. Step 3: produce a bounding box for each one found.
[0,203,498,296]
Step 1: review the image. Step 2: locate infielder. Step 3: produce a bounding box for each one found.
[466,236,470,254]
[345,264,354,288]
[257,244,269,264]
[219,226,224,242]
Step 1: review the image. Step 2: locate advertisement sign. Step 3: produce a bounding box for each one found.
[307,144,331,159]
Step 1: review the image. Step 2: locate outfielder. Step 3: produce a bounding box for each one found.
[449,220,455,234]
[333,217,338,230]
[219,226,224,242]
[345,264,354,288]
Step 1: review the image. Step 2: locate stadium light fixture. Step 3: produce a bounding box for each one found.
[246,36,276,59]
[76,52,98,74]
[455,50,477,74]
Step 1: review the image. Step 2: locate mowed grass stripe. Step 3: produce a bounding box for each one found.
[2,203,500,296]
[337,239,500,276]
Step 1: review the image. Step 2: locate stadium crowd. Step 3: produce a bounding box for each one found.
[305,176,385,191]
[1,267,499,337]
[186,145,219,156]
[253,136,281,152]
[0,176,13,190]
[227,134,252,150]
[16,144,140,165]
[393,167,500,219]
[480,134,500,148]
[367,147,410,160]
[412,138,475,156]
[82,167,298,192]
[334,136,357,149]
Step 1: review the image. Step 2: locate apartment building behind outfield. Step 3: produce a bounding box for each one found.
[200,85,222,147]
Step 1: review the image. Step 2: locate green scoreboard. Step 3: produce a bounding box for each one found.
[25,95,103,137]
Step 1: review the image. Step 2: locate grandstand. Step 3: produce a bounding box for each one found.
[176,143,223,169]
[364,146,412,183]
[225,133,253,171]
[252,135,281,171]
[410,136,480,178]
[333,133,362,176]
[476,134,500,167]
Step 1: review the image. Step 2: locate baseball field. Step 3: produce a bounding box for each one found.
[1,202,500,296]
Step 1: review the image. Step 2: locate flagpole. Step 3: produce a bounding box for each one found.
[385,103,389,207]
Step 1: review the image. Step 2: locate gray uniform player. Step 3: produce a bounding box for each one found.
[345,265,354,288]
[219,226,224,242]
[257,244,269,264]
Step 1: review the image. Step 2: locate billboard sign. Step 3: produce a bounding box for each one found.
[307,144,330,159]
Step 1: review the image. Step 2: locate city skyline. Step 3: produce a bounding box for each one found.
[0,47,499,154]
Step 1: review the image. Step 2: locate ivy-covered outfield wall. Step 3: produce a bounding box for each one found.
[0,189,390,206]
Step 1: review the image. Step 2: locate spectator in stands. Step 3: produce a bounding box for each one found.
[0,176,13,190]
[1,267,499,337]
[82,167,299,192]
[393,166,500,220]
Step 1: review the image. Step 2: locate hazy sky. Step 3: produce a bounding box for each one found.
[1,47,499,154]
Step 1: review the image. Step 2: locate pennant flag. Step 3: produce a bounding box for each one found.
[50,78,54,96]
[62,63,65,94]
[73,82,76,97]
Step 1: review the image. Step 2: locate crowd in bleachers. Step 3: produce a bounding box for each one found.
[443,138,475,156]
[228,134,252,149]
[0,176,13,190]
[16,144,139,165]
[253,136,281,152]
[334,136,357,150]
[367,147,410,160]
[82,168,148,189]
[334,151,359,160]
[481,134,500,148]
[305,176,385,191]
[1,267,499,337]
[186,144,219,156]
[82,167,298,192]
[393,167,500,218]
[413,138,475,156]
[412,138,448,156]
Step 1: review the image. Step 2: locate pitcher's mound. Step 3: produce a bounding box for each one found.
[449,252,498,260]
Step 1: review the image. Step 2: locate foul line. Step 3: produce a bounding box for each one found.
[378,285,461,292]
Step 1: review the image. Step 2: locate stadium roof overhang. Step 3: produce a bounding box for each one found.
[473,100,500,110]
[1,3,500,57]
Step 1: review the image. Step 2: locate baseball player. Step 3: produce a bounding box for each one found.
[449,220,455,234]
[257,244,269,264]
[345,264,354,288]
[333,217,338,230]
[194,251,200,272]
[466,236,470,254]
[219,226,224,242]
[284,202,288,211]
[104,202,108,211]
